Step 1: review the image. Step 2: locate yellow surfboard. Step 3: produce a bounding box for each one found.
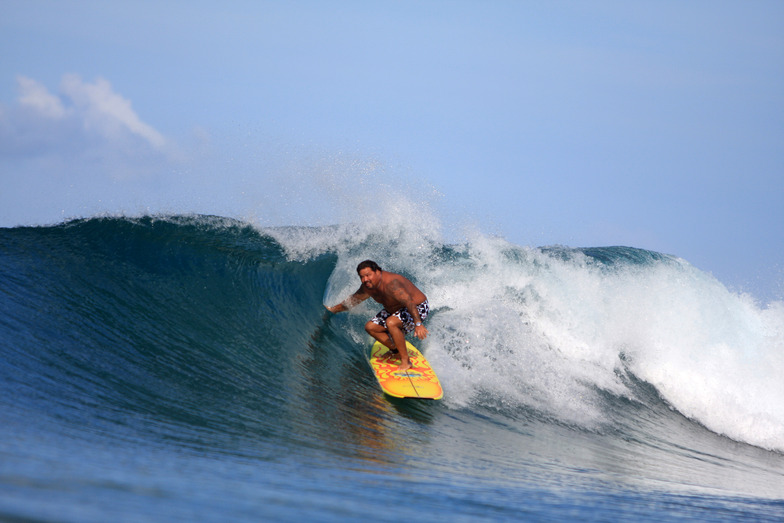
[369,340,443,400]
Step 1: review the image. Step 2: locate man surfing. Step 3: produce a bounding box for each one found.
[325,260,429,371]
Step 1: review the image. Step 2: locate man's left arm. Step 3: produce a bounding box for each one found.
[391,280,429,340]
[408,303,428,340]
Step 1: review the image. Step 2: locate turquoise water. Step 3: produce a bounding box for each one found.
[1,215,782,521]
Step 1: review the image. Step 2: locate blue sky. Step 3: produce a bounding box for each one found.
[1,1,782,302]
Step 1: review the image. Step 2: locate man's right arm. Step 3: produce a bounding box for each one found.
[325,303,344,313]
[326,287,368,313]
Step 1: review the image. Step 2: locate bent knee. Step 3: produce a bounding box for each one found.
[365,321,382,334]
[385,316,403,330]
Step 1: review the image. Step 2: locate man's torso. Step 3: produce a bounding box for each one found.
[365,272,427,312]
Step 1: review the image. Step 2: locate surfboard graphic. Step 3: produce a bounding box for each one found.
[369,340,443,400]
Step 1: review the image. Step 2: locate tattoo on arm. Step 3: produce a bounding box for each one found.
[389,280,420,322]
[343,288,369,309]
[388,280,411,303]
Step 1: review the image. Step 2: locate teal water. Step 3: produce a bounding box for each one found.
[1,215,782,521]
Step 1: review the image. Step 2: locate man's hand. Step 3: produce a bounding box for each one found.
[325,302,350,314]
[414,324,428,340]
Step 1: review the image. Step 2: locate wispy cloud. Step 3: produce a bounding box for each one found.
[1,74,169,166]
[0,73,187,224]
[16,76,66,119]
[59,74,166,149]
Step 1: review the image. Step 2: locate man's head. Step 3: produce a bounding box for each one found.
[356,260,381,274]
[357,260,382,289]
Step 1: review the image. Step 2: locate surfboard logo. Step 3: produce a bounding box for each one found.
[393,370,423,378]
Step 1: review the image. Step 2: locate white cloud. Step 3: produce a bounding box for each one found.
[4,73,167,152]
[0,73,184,199]
[60,74,166,149]
[16,75,66,119]
[0,74,194,225]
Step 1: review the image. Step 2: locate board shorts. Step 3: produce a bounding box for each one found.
[370,300,429,335]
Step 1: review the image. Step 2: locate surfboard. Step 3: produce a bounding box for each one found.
[369,340,443,400]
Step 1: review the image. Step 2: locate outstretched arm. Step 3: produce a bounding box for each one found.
[325,287,369,313]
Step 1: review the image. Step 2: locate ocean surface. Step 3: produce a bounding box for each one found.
[1,214,782,521]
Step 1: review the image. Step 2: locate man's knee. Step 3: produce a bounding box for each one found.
[385,315,403,331]
[365,320,381,335]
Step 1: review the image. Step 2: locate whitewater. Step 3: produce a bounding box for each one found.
[1,211,783,521]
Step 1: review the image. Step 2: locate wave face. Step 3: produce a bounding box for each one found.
[1,215,783,521]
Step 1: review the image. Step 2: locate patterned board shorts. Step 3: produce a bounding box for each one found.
[370,300,430,335]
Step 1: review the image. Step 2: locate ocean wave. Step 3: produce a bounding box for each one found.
[2,214,782,455]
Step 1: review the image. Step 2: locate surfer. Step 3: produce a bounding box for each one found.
[326,260,429,371]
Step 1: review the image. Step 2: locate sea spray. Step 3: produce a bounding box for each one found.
[271,221,784,451]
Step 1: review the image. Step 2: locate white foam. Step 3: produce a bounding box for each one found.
[269,188,784,451]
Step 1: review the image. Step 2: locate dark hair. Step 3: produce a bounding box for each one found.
[356,260,381,273]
